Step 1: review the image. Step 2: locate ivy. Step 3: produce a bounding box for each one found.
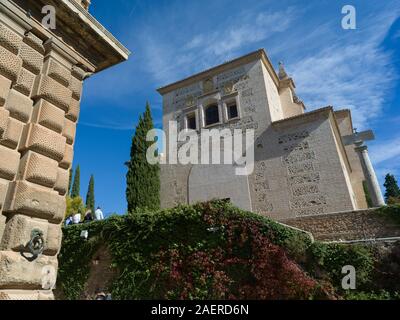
[57,202,400,300]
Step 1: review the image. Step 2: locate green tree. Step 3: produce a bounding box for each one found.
[85,175,95,214]
[384,174,400,202]
[65,196,86,218]
[126,102,160,213]
[68,169,73,196]
[70,165,80,198]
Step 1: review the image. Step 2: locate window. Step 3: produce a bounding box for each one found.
[186,113,196,130]
[205,104,220,126]
[227,102,238,120]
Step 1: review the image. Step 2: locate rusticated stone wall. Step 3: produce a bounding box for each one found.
[282,209,400,242]
[0,22,83,299]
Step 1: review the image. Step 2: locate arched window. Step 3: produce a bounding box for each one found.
[204,103,220,126]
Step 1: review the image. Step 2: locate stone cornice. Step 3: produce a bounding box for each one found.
[157,49,280,95]
[2,0,130,73]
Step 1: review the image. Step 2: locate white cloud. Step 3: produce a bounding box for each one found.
[142,7,297,85]
[370,136,400,165]
[288,9,398,129]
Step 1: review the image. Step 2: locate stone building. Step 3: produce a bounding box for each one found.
[158,49,384,221]
[0,0,129,299]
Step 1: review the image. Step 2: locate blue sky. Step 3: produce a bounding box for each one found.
[73,0,400,215]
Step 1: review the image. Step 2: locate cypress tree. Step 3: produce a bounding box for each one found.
[85,175,95,214]
[71,165,81,198]
[126,102,160,213]
[68,169,73,196]
[384,173,400,201]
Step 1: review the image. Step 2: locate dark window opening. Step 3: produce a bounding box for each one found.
[227,102,238,119]
[187,113,196,130]
[205,104,219,126]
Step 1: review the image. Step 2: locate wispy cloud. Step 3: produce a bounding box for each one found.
[142,7,297,85]
[288,9,398,129]
[370,136,400,165]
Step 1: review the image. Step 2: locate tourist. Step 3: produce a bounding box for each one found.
[94,206,104,221]
[65,215,73,226]
[72,212,81,224]
[83,210,93,223]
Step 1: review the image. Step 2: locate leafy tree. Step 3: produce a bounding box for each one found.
[85,175,95,214]
[126,102,160,213]
[383,174,400,202]
[65,196,86,218]
[70,165,80,198]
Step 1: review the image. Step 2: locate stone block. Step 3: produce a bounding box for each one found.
[18,43,44,75]
[44,223,62,256]
[13,68,35,97]
[0,46,22,83]
[63,118,76,145]
[0,108,9,137]
[31,99,65,133]
[17,151,58,188]
[0,290,54,300]
[60,144,74,169]
[0,251,58,290]
[54,167,69,196]
[4,180,65,223]
[0,178,8,210]
[0,213,6,246]
[43,58,71,87]
[69,76,82,100]
[66,97,80,122]
[72,66,85,80]
[32,75,72,111]
[0,214,49,252]
[4,89,33,122]
[23,32,44,54]
[19,123,66,162]
[0,117,24,149]
[0,145,19,180]
[0,75,12,106]
[0,23,22,55]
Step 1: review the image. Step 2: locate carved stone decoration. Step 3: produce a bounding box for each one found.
[253,161,273,213]
[278,131,326,217]
[202,78,214,93]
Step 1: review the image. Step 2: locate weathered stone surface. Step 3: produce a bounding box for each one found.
[72,65,85,80]
[69,76,82,100]
[60,144,74,169]
[0,251,58,289]
[0,75,12,106]
[19,123,66,162]
[0,46,22,82]
[0,145,20,180]
[63,118,76,145]
[32,75,72,111]
[0,117,24,149]
[0,214,49,252]
[0,290,54,300]
[0,23,22,55]
[31,100,65,133]
[23,32,44,54]
[54,167,69,196]
[0,108,9,137]
[13,68,35,97]
[0,212,6,245]
[4,181,65,223]
[283,209,400,241]
[17,151,58,188]
[5,89,33,122]
[18,43,44,75]
[0,179,8,210]
[44,223,62,256]
[66,97,80,122]
[44,58,71,87]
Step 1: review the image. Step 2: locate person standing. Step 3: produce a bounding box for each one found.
[94,206,104,221]
[83,210,93,223]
